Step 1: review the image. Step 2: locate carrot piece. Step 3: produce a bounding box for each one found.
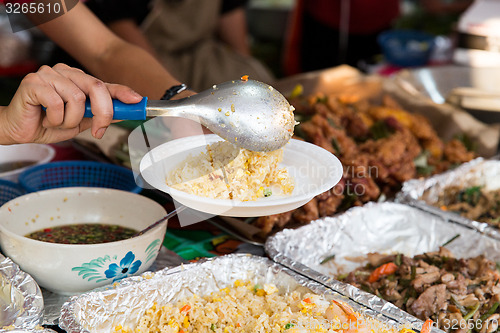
[440,205,447,211]
[241,75,249,81]
[236,323,241,327]
[421,319,433,333]
[368,262,398,283]
[303,297,312,303]
[180,305,191,313]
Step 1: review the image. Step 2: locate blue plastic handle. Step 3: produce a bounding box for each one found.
[42,97,148,120]
[84,97,148,120]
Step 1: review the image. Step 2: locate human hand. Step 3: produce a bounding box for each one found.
[0,63,143,145]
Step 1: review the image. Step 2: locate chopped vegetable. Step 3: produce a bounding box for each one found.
[479,302,500,321]
[464,302,480,321]
[370,120,394,140]
[331,137,342,154]
[180,305,191,313]
[263,188,272,197]
[441,234,460,247]
[414,150,435,176]
[451,296,467,316]
[284,323,294,329]
[421,319,433,333]
[458,186,482,206]
[303,297,312,304]
[320,254,336,265]
[395,253,402,266]
[368,262,398,283]
[289,84,303,99]
[455,133,477,152]
[240,75,249,81]
[210,324,216,332]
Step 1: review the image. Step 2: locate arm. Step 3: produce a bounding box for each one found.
[32,2,185,99]
[108,19,158,57]
[217,7,251,57]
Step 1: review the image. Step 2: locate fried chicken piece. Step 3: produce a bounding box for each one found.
[292,198,319,224]
[360,130,421,167]
[300,120,335,153]
[408,114,438,141]
[388,156,418,183]
[368,106,414,128]
[254,211,293,236]
[444,139,475,164]
[422,137,444,160]
[318,192,344,217]
[344,111,370,139]
[349,177,380,202]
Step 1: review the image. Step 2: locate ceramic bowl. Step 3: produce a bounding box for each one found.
[0,187,167,295]
[0,144,55,182]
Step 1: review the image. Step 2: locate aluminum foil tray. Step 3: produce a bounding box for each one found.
[0,328,57,333]
[0,254,44,331]
[397,157,500,239]
[59,254,427,333]
[265,202,500,329]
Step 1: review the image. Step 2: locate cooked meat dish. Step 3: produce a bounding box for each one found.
[436,186,500,227]
[339,248,500,333]
[254,90,475,236]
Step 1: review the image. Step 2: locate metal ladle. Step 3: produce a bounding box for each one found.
[83,79,296,152]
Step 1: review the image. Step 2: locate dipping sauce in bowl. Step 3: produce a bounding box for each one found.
[25,223,137,244]
[0,161,36,173]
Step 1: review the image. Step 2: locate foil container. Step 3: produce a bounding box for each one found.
[42,246,186,326]
[0,328,57,333]
[397,157,500,239]
[59,254,425,333]
[0,254,44,331]
[265,202,500,330]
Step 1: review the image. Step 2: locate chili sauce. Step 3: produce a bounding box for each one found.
[25,223,137,244]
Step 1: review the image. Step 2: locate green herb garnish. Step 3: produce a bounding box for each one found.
[458,186,482,206]
[320,254,336,265]
[284,323,295,330]
[442,234,460,247]
[210,324,216,332]
[455,133,477,152]
[414,150,435,176]
[479,302,500,322]
[370,121,394,140]
[263,188,272,197]
[331,137,342,154]
[464,302,480,321]
[395,253,402,266]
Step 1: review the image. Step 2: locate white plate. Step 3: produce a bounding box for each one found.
[139,135,342,217]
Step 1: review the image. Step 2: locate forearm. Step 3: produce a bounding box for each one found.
[108,20,158,58]
[35,2,185,99]
[88,39,182,98]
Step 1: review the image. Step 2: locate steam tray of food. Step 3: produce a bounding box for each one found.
[398,158,500,239]
[265,202,500,332]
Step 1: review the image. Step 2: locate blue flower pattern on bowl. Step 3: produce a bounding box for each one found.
[72,239,161,283]
[104,251,141,282]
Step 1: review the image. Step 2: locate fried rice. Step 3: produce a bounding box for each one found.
[115,280,398,333]
[165,141,294,201]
